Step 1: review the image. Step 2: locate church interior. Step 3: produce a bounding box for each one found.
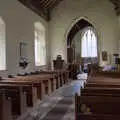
[0,0,120,120]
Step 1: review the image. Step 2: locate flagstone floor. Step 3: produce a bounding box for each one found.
[17,80,85,120]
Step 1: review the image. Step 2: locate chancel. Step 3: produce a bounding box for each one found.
[0,0,120,120]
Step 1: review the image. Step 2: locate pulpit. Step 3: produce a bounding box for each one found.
[53,55,64,70]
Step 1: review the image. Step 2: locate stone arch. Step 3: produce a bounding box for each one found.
[66,17,99,63]
[66,17,95,47]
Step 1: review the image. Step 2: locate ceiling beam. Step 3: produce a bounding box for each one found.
[18,0,50,21]
[48,0,63,10]
[18,0,120,21]
[110,0,120,15]
[17,0,64,21]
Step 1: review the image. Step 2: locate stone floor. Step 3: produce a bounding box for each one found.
[17,80,85,120]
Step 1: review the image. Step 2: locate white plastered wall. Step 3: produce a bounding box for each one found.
[0,0,48,76]
[49,0,120,66]
[118,16,120,53]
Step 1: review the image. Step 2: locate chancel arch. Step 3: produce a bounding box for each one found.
[67,18,99,64]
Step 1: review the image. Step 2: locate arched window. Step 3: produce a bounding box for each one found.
[0,17,6,70]
[34,22,46,66]
[81,28,97,58]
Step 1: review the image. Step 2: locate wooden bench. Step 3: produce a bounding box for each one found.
[0,93,13,120]
[17,74,54,96]
[83,75,120,95]
[88,76,120,82]
[76,113,120,120]
[0,79,41,105]
[81,87,120,97]
[34,71,61,89]
[76,70,120,120]
[0,69,69,120]
[75,94,120,120]
[39,69,70,87]
[91,71,120,78]
[75,95,120,114]
[0,75,51,120]
[49,70,69,86]
[85,82,120,88]
[0,84,27,120]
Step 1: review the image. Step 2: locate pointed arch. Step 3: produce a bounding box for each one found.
[66,17,99,63]
[67,18,93,46]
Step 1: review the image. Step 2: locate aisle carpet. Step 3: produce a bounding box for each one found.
[41,97,72,120]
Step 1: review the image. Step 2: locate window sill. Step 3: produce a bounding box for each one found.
[0,69,7,72]
[35,65,46,67]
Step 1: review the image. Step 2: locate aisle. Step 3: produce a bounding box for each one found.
[17,80,84,120]
[41,97,72,120]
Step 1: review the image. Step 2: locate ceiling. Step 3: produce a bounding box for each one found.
[18,0,120,21]
[18,0,63,21]
[110,0,120,15]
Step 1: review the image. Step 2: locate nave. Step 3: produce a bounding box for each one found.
[17,80,84,120]
[0,0,120,120]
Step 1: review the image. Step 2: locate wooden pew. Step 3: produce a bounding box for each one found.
[38,71,61,89]
[38,69,70,88]
[0,79,41,105]
[13,73,60,102]
[0,75,45,119]
[55,69,70,85]
[34,71,59,90]
[23,70,61,89]
[43,70,68,87]
[84,75,120,96]
[76,113,120,120]
[76,70,120,120]
[87,76,120,82]
[0,88,14,120]
[0,84,25,120]
[91,71,120,78]
[18,74,58,95]
[4,72,65,107]
[85,82,120,88]
[75,95,120,114]
[92,70,120,79]
[0,82,38,120]
[0,76,45,120]
[81,87,120,97]
[0,69,69,120]
[0,74,53,119]
[82,78,120,96]
[82,79,120,96]
[86,75,120,90]
[52,69,70,84]
[75,94,120,120]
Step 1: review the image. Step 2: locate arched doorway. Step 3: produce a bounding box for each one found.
[67,19,98,65]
